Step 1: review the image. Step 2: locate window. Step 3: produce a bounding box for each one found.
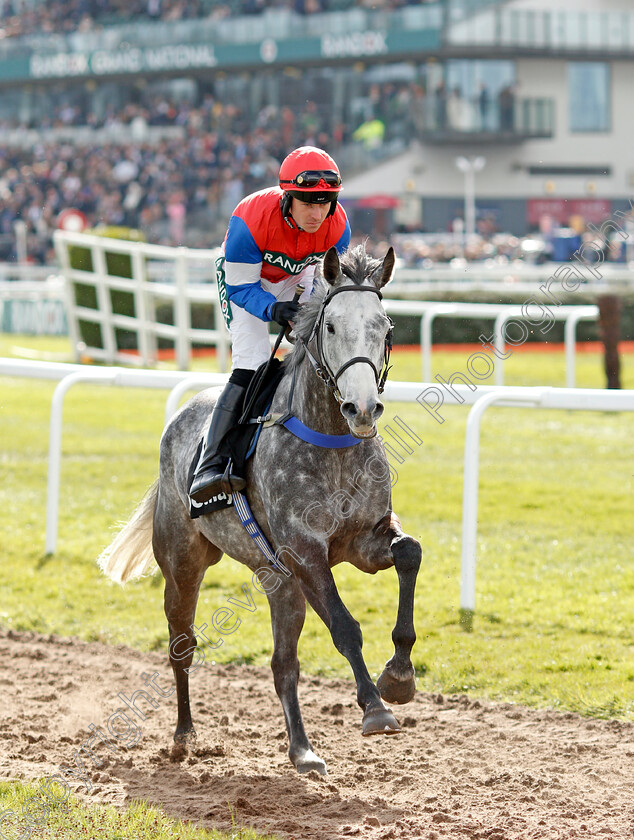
[568,62,610,132]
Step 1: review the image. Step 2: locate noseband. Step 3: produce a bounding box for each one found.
[298,284,393,404]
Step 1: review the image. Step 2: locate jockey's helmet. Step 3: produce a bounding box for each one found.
[279,146,342,216]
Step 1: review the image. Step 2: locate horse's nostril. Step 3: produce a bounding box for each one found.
[373,401,385,420]
[341,401,357,420]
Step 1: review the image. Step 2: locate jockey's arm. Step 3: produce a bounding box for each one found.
[223,215,277,321]
[224,260,277,321]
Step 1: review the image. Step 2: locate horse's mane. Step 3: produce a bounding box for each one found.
[284,243,382,373]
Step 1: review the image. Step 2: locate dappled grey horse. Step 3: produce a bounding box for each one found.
[99,244,421,775]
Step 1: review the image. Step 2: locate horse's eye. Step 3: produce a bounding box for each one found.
[326,322,335,334]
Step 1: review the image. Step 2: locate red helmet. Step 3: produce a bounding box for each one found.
[279,146,342,205]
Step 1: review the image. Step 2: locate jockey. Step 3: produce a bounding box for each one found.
[189,145,351,504]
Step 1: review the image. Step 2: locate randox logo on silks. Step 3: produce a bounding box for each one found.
[215,256,232,329]
[263,250,325,275]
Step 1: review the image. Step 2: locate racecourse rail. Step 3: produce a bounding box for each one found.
[22,231,603,386]
[3,357,633,617]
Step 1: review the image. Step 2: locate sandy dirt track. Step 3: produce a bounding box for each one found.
[1,629,633,839]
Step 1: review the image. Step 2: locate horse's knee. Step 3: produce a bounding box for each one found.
[391,535,421,573]
[331,612,363,655]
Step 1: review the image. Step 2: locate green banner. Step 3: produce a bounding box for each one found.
[0,26,440,84]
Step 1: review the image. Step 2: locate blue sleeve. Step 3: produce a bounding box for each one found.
[224,215,263,264]
[224,214,276,320]
[226,281,277,321]
[335,219,351,254]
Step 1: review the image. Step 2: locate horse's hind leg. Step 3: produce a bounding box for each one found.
[155,518,221,755]
[267,576,327,775]
[377,532,421,705]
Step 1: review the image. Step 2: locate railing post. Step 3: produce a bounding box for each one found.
[493,312,508,386]
[421,310,435,383]
[461,390,542,622]
[46,370,116,554]
[130,245,154,366]
[92,242,117,363]
[174,249,191,370]
[54,232,81,363]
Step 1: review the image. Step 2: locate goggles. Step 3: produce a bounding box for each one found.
[280,170,342,189]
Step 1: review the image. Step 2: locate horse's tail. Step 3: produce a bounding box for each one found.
[97,480,158,584]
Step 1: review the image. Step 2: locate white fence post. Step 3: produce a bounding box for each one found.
[460,389,541,613]
[46,369,118,553]
[174,249,191,371]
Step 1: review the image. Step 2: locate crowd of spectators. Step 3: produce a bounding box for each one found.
[0,95,348,262]
[0,0,425,39]
[0,71,528,264]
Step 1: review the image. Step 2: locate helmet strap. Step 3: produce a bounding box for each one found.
[280,193,296,228]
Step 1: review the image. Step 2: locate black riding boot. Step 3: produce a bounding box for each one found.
[189,381,247,503]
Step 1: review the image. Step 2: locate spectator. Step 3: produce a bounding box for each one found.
[498,85,515,132]
[478,82,489,131]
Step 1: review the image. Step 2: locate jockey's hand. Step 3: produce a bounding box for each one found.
[270,301,300,326]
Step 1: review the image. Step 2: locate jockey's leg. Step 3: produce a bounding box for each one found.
[189,372,252,502]
[189,306,271,503]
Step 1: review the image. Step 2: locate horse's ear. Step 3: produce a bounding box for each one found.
[377,246,395,289]
[322,247,341,286]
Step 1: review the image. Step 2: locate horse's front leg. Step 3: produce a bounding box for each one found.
[266,573,327,774]
[289,547,401,736]
[377,529,421,705]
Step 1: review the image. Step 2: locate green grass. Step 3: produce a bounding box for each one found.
[1,333,632,834]
[0,781,279,840]
[1,333,633,718]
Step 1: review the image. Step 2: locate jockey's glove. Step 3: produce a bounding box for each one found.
[270,300,300,326]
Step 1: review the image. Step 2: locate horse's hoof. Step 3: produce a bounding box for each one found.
[170,729,196,762]
[293,748,328,775]
[362,705,401,736]
[377,669,416,705]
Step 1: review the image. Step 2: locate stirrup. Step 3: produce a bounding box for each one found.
[219,462,247,495]
[190,461,245,503]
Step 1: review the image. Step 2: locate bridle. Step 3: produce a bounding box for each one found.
[296,284,393,405]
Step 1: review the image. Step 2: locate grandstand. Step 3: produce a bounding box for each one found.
[0,0,633,263]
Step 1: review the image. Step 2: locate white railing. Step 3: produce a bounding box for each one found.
[391,262,634,293]
[3,246,613,386]
[53,230,230,371]
[2,357,632,620]
[383,300,598,387]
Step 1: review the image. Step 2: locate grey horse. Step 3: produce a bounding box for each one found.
[99,244,421,775]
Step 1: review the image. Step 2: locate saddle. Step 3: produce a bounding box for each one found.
[188,358,286,519]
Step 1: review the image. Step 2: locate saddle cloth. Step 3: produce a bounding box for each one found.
[187,358,285,519]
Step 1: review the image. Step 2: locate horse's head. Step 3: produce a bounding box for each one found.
[312,243,395,438]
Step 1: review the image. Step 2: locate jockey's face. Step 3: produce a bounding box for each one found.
[290,198,331,233]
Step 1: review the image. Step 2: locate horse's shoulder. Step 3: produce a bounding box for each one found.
[162,387,220,447]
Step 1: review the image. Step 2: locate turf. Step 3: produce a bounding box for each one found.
[1,334,633,721]
[0,780,280,840]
